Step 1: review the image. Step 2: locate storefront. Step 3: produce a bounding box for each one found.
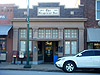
[12,3,87,64]
[0,25,12,62]
[87,28,100,49]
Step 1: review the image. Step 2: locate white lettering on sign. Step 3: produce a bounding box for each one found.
[38,7,60,16]
[0,15,6,19]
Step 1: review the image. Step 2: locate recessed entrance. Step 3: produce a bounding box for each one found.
[38,41,58,63]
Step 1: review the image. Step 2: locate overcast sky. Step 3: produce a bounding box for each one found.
[0,0,80,8]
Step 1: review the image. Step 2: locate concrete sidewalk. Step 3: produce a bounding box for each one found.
[0,62,62,72]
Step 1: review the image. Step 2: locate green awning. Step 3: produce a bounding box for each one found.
[0,25,12,35]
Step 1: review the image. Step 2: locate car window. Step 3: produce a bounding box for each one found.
[94,51,100,56]
[81,51,94,56]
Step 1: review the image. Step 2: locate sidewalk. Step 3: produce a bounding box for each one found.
[0,62,62,72]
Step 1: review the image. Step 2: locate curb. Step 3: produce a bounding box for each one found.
[0,68,62,72]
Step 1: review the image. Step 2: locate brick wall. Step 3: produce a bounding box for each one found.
[80,0,99,49]
[0,4,14,25]
[0,4,14,62]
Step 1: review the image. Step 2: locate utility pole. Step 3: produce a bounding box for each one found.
[24,0,31,68]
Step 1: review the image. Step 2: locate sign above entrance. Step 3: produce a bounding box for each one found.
[37,7,60,16]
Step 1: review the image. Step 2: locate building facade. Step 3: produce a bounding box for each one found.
[0,0,100,64]
[12,3,86,64]
[80,0,100,49]
[0,4,14,62]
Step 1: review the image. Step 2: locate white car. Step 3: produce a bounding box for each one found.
[55,49,100,73]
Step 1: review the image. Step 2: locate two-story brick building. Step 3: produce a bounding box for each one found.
[0,4,14,62]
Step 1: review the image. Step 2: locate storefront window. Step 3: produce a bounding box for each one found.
[45,29,51,38]
[65,29,78,38]
[88,43,93,49]
[71,41,77,54]
[0,41,6,53]
[52,29,58,38]
[20,29,26,38]
[65,41,77,55]
[65,41,70,54]
[20,29,32,38]
[29,41,32,51]
[65,29,70,38]
[20,41,26,51]
[29,29,32,38]
[38,29,44,38]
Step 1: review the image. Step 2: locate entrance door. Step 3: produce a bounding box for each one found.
[44,41,53,62]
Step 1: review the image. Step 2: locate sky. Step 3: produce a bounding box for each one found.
[0,0,80,8]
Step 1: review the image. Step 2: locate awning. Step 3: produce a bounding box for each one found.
[87,28,100,42]
[0,25,12,35]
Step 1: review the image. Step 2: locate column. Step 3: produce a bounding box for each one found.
[32,28,38,64]
[79,29,84,52]
[58,27,64,57]
[13,28,19,51]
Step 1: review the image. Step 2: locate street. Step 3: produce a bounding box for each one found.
[0,70,100,75]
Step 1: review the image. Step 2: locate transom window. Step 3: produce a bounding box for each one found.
[65,29,78,38]
[96,0,100,20]
[20,29,32,38]
[38,29,58,38]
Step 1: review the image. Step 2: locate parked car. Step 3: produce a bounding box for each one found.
[55,49,100,73]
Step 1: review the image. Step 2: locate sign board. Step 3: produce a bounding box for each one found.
[0,15,7,19]
[37,7,60,16]
[0,53,6,60]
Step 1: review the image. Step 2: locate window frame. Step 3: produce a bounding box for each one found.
[96,0,100,20]
[65,40,78,55]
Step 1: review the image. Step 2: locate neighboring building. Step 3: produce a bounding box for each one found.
[80,0,100,49]
[12,3,86,64]
[0,4,14,62]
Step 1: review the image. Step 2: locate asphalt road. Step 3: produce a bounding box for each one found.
[0,70,100,75]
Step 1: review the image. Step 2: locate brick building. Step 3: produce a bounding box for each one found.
[80,0,100,49]
[0,4,14,62]
[12,3,86,64]
[0,0,100,64]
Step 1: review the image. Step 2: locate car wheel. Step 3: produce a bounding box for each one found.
[63,62,76,73]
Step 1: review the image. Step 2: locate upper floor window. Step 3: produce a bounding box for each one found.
[96,0,100,20]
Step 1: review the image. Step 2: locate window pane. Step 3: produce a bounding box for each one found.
[65,29,70,38]
[0,41,6,53]
[65,41,70,54]
[97,1,100,10]
[72,30,77,38]
[29,41,32,51]
[45,29,51,38]
[52,29,58,38]
[29,29,32,38]
[82,51,94,56]
[71,41,77,54]
[97,11,100,19]
[94,51,100,56]
[38,29,44,38]
[20,41,26,51]
[20,29,26,38]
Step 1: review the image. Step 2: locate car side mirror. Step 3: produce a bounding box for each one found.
[77,53,82,57]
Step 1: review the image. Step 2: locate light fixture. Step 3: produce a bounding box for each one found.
[98,20,100,26]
